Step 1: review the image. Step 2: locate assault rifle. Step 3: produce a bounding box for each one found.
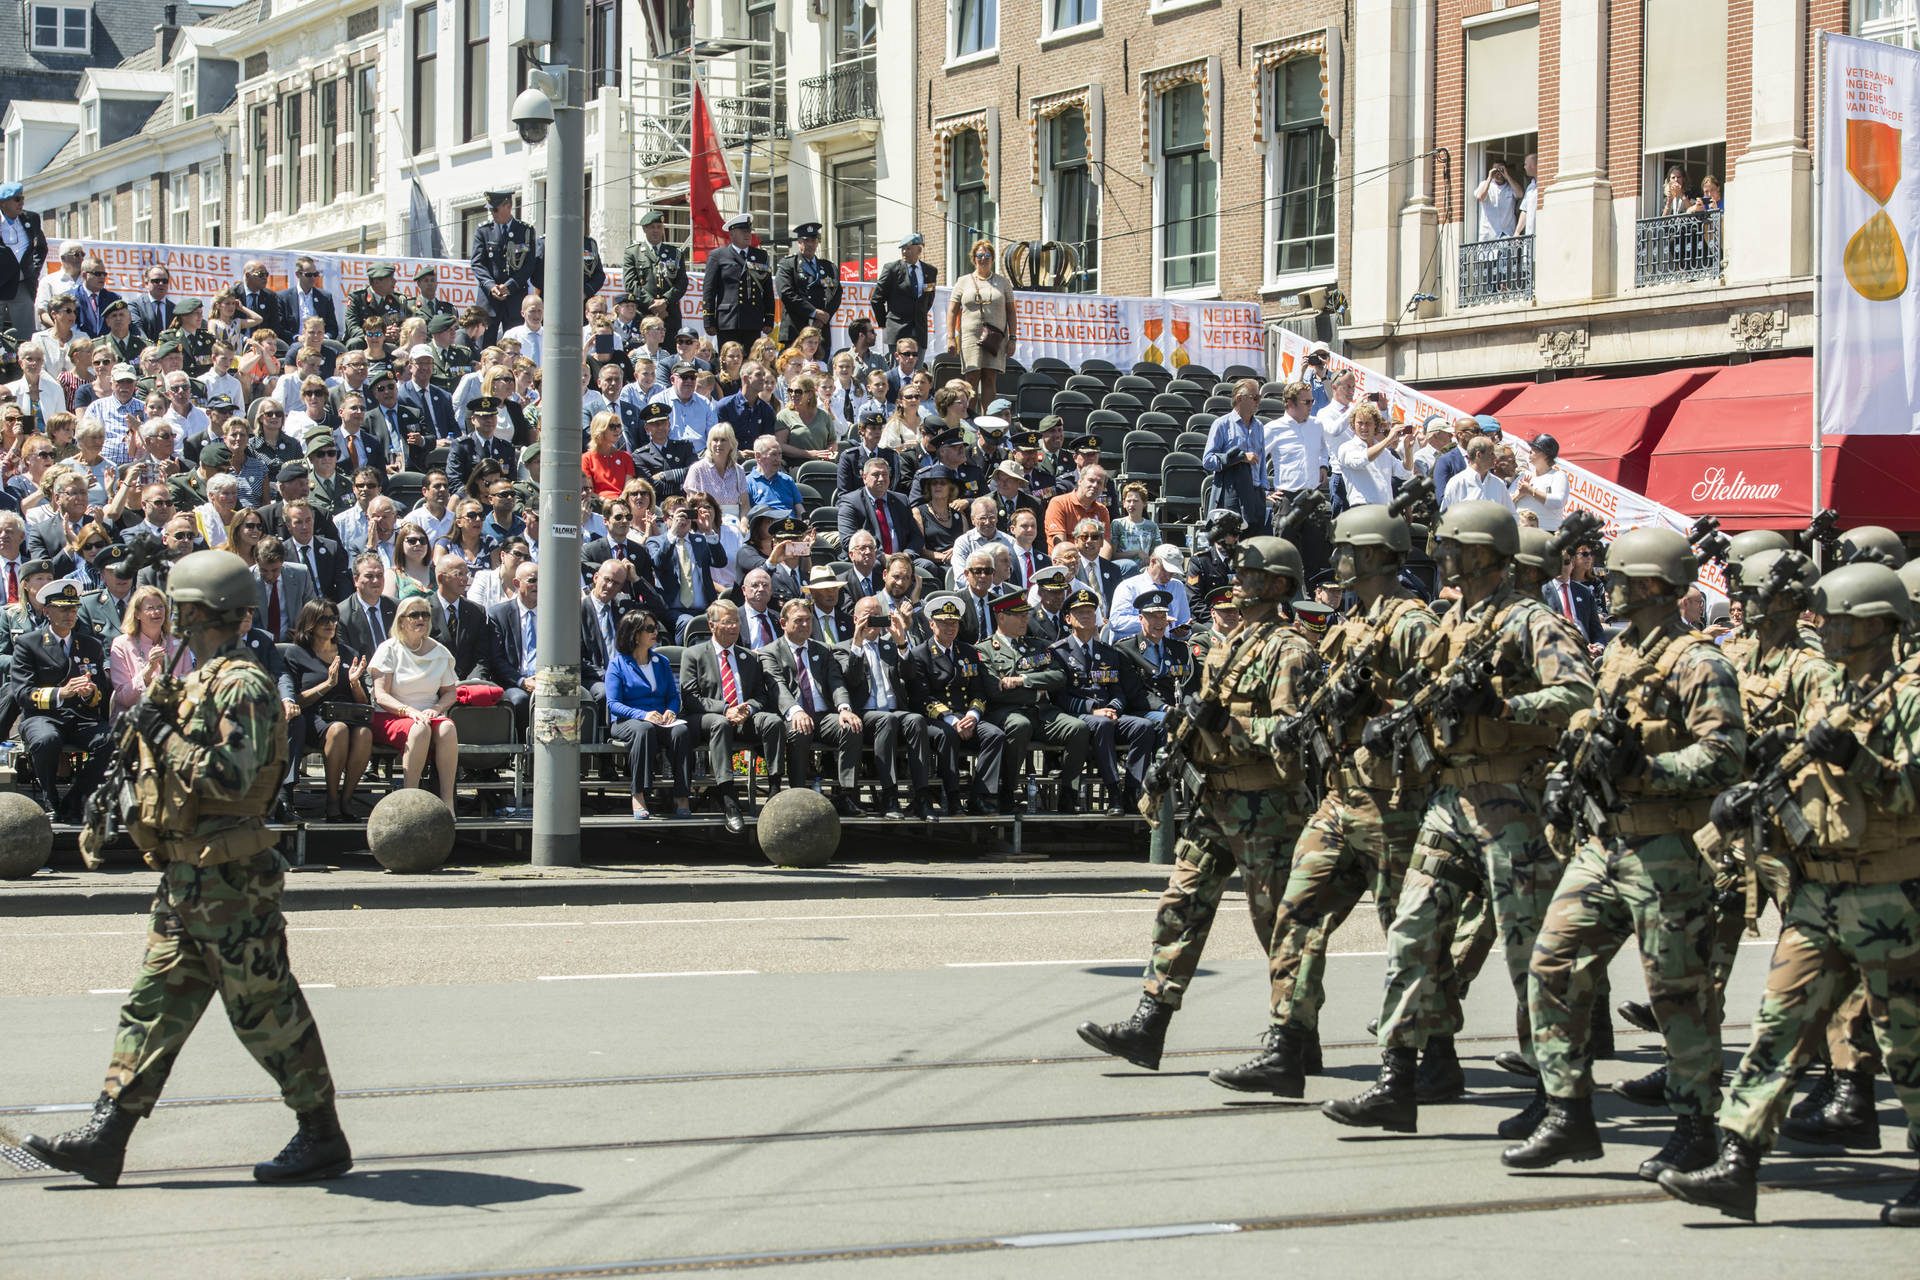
[1359,624,1505,779]
[77,531,174,869]
[1273,632,1385,781]
[1275,488,1330,543]
[1541,682,1640,844]
[1687,514,1732,566]
[1388,476,1435,526]
[1139,691,1226,821]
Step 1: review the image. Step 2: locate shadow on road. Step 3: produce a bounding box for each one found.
[322,1168,584,1207]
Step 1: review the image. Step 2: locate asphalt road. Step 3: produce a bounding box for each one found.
[2,883,1912,1280]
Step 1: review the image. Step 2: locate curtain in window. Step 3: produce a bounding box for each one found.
[1138,58,1210,171]
[931,109,992,210]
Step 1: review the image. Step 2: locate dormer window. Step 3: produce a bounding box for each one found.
[81,100,98,151]
[30,3,90,53]
[179,59,197,122]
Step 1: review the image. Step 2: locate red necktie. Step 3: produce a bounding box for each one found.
[874,497,894,553]
[1024,551,1034,580]
[268,581,281,636]
[719,649,740,706]
[346,437,360,467]
[1561,582,1574,617]
[5,563,15,605]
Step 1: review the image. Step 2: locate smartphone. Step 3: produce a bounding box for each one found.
[594,333,617,355]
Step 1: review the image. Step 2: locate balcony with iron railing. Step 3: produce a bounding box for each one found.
[798,60,879,134]
[1635,209,1723,288]
[1457,235,1534,308]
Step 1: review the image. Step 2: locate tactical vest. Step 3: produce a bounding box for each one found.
[1589,628,1714,795]
[1415,590,1560,770]
[1737,641,1827,735]
[132,653,286,868]
[1786,673,1920,866]
[1324,595,1431,792]
[1191,616,1310,787]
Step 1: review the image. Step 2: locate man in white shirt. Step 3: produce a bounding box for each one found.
[1512,433,1569,532]
[1441,436,1515,511]
[501,294,544,365]
[1475,160,1520,238]
[1312,368,1359,458]
[1516,152,1539,236]
[1334,403,1417,508]
[401,470,457,543]
[1107,545,1193,641]
[951,497,1017,569]
[1263,379,1331,499]
[159,371,210,443]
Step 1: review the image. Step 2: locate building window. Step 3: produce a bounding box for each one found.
[179,59,197,122]
[1467,131,1536,239]
[81,100,98,152]
[1463,12,1539,242]
[1270,57,1336,279]
[834,0,876,63]
[1048,108,1099,292]
[29,4,89,53]
[171,173,191,242]
[745,172,789,266]
[1855,0,1920,47]
[1158,81,1216,292]
[75,202,88,238]
[201,158,222,246]
[97,190,115,236]
[1645,143,1726,217]
[132,186,152,241]
[459,204,490,254]
[589,0,620,92]
[953,0,996,58]
[282,91,302,211]
[1048,0,1097,34]
[318,80,339,204]
[462,0,488,143]
[250,104,268,220]
[745,0,787,139]
[951,130,995,276]
[833,157,877,282]
[412,3,437,155]
[355,65,377,195]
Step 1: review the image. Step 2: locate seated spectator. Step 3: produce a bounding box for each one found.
[108,585,185,714]
[226,505,267,569]
[835,406,897,498]
[678,599,782,830]
[483,560,540,729]
[757,597,863,817]
[12,579,112,819]
[605,610,694,820]
[1110,483,1160,565]
[582,411,636,500]
[388,523,437,600]
[468,537,530,613]
[628,401,697,497]
[1108,545,1193,641]
[369,594,459,810]
[1044,464,1112,551]
[745,434,802,515]
[684,424,750,523]
[777,374,837,464]
[912,466,964,569]
[687,492,738,592]
[284,599,374,821]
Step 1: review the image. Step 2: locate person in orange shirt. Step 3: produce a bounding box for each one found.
[1044,462,1112,551]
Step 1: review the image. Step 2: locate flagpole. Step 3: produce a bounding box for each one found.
[1811,31,1825,535]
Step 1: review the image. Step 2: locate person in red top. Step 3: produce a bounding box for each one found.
[1044,463,1112,551]
[581,410,637,500]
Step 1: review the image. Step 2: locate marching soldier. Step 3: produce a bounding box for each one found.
[1187,511,1246,631]
[1076,537,1321,1071]
[702,211,774,354]
[469,190,537,344]
[622,210,690,347]
[407,264,459,326]
[774,222,843,348]
[1662,561,1920,1227]
[1324,502,1593,1137]
[1048,585,1158,814]
[24,551,350,1188]
[904,594,1007,816]
[976,586,1090,814]
[1716,531,1792,669]
[1504,527,1744,1178]
[345,264,408,349]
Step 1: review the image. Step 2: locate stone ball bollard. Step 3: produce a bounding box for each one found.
[368,789,456,873]
[0,791,53,879]
[755,787,840,869]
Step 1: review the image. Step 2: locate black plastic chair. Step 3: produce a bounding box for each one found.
[1150,392,1194,418]
[1223,364,1265,381]
[1174,364,1216,386]
[1136,411,1182,444]
[1064,374,1108,396]
[1121,431,1172,496]
[1099,391,1145,425]
[1175,430,1209,455]
[1203,395,1234,416]
[1129,361,1173,385]
[1032,357,1074,379]
[1157,452,1205,525]
[1086,409,1131,462]
[1049,389,1096,437]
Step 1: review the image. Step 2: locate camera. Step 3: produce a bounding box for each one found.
[511,88,554,145]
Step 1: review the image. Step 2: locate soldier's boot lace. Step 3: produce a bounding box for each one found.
[1617,1000,1660,1035]
[1787,1062,1837,1122]
[1500,1095,1604,1169]
[1781,1068,1879,1149]
[1497,1086,1549,1141]
[1208,1024,1307,1098]
[1414,1034,1467,1104]
[1657,1130,1760,1221]
[1614,1063,1669,1108]
[1883,1162,1920,1227]
[1075,994,1173,1071]
[254,1102,354,1183]
[1638,1114,1718,1182]
[23,1092,139,1188]
[1320,1047,1417,1133]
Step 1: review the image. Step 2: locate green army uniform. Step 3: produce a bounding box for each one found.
[407,276,459,327]
[345,266,408,348]
[622,216,690,344]
[976,618,1091,809]
[167,328,213,378]
[99,325,149,370]
[431,338,477,394]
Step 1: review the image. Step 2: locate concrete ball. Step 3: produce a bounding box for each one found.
[756,787,840,868]
[0,791,52,879]
[368,789,456,873]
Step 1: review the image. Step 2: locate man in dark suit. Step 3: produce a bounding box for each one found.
[469,191,537,343]
[445,398,518,494]
[397,345,461,441]
[69,255,121,339]
[835,407,901,498]
[126,266,177,343]
[953,548,1000,647]
[621,209,690,346]
[904,594,1006,815]
[838,532,887,601]
[773,222,843,348]
[625,401,697,495]
[275,256,341,343]
[1048,586,1158,813]
[10,580,112,820]
[0,181,50,338]
[235,260,286,339]
[835,595,932,819]
[577,559,639,733]
[580,499,654,586]
[251,539,316,641]
[337,552,397,654]
[835,454,922,558]
[804,565,856,646]
[702,212,774,354]
[649,501,718,638]
[1544,561,1605,646]
[678,600,786,832]
[870,233,936,358]
[757,598,862,816]
[484,560,540,731]
[1111,589,1196,714]
[427,555,489,680]
[278,498,352,601]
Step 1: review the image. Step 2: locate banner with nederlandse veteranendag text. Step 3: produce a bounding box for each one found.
[1817,32,1920,437]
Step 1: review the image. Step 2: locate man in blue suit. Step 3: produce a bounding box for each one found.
[276,256,341,343]
[484,560,541,731]
[648,499,718,639]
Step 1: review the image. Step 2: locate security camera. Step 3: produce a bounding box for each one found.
[512,88,554,145]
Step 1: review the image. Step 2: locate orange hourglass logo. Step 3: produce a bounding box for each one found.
[1169,305,1193,369]
[1141,302,1165,365]
[1844,117,1909,302]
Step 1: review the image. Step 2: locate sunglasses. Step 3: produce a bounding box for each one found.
[84,270,105,278]
[29,451,55,460]
[260,411,285,419]
[79,542,107,554]
[241,523,264,532]
[312,449,339,458]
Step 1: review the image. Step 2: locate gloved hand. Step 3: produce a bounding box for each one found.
[1709,783,1755,834]
[1748,725,1793,772]
[1361,715,1396,759]
[1806,720,1859,768]
[1540,771,1573,829]
[1328,668,1378,721]
[1445,672,1504,719]
[1596,724,1646,780]
[131,698,176,749]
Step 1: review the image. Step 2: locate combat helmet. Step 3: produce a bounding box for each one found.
[1897,560,1920,613]
[1433,501,1519,558]
[1732,548,1818,604]
[1512,526,1557,573]
[1237,536,1305,587]
[1811,562,1912,623]
[1333,505,1412,555]
[1839,525,1908,569]
[1204,510,1248,543]
[1605,527,1697,587]
[169,550,259,619]
[1724,529,1789,576]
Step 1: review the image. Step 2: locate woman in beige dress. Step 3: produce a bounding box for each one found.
[946,238,1018,406]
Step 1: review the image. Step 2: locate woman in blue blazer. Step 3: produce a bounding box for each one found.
[605,610,695,819]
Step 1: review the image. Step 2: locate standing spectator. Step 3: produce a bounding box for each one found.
[1262,379,1331,551]
[871,233,937,358]
[11,218,64,331]
[1660,166,1691,217]
[69,256,119,340]
[1694,174,1724,214]
[1333,403,1416,507]
[369,595,459,809]
[127,266,174,343]
[1440,436,1514,510]
[1412,416,1453,477]
[946,238,1017,407]
[1430,415,1486,503]
[32,295,80,378]
[606,610,694,820]
[1546,548,1604,647]
[1513,433,1568,532]
[276,257,340,343]
[1475,160,1520,237]
[1516,152,1540,236]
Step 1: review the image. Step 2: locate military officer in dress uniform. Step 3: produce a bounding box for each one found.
[97,298,149,370]
[345,264,408,348]
[426,312,476,393]
[469,190,537,344]
[536,233,607,302]
[165,300,214,378]
[407,264,459,326]
[977,585,1091,814]
[1050,585,1158,813]
[10,579,113,821]
[871,232,938,360]
[774,222,843,349]
[1187,511,1246,631]
[905,594,1007,816]
[622,209,690,347]
[1114,588,1196,713]
[702,212,774,354]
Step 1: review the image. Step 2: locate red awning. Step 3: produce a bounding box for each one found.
[1644,357,1920,529]
[1417,379,1537,418]
[1484,370,1715,491]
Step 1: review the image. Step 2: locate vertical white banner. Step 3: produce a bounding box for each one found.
[1818,33,1920,436]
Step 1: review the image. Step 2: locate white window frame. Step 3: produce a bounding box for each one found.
[29,3,90,53]
[170,172,192,243]
[1041,0,1099,43]
[1854,0,1920,48]
[1147,61,1222,300]
[97,189,115,236]
[948,0,998,66]
[179,58,197,123]
[80,99,99,153]
[132,186,152,241]
[75,201,89,238]
[1463,133,1536,243]
[201,158,223,244]
[1263,54,1341,295]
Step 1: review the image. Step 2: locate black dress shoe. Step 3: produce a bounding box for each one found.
[832,792,863,819]
[911,792,936,821]
[719,790,745,834]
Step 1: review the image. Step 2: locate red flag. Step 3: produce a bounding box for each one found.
[689,77,733,264]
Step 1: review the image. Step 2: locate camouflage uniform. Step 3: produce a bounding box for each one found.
[1376,585,1594,1057]
[103,641,335,1118]
[1142,611,1319,1009]
[345,286,407,349]
[1527,616,1746,1118]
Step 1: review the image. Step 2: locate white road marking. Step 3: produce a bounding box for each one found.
[535,969,759,982]
[87,988,131,995]
[946,959,1143,968]
[300,984,336,990]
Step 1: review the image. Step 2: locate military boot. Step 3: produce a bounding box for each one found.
[1415,1034,1466,1104]
[22,1092,139,1187]
[1657,1130,1760,1221]
[1321,1048,1418,1133]
[1787,1062,1837,1122]
[1497,1086,1549,1140]
[1303,1027,1323,1076]
[1638,1114,1718,1182]
[1500,1095,1604,1169]
[253,1102,353,1183]
[1209,1024,1307,1097]
[1614,1064,1668,1108]
[1617,1000,1659,1034]
[1588,1015,1616,1062]
[1781,1069,1880,1149]
[1884,1163,1920,1227]
[1076,994,1173,1070]
[1494,1050,1540,1079]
